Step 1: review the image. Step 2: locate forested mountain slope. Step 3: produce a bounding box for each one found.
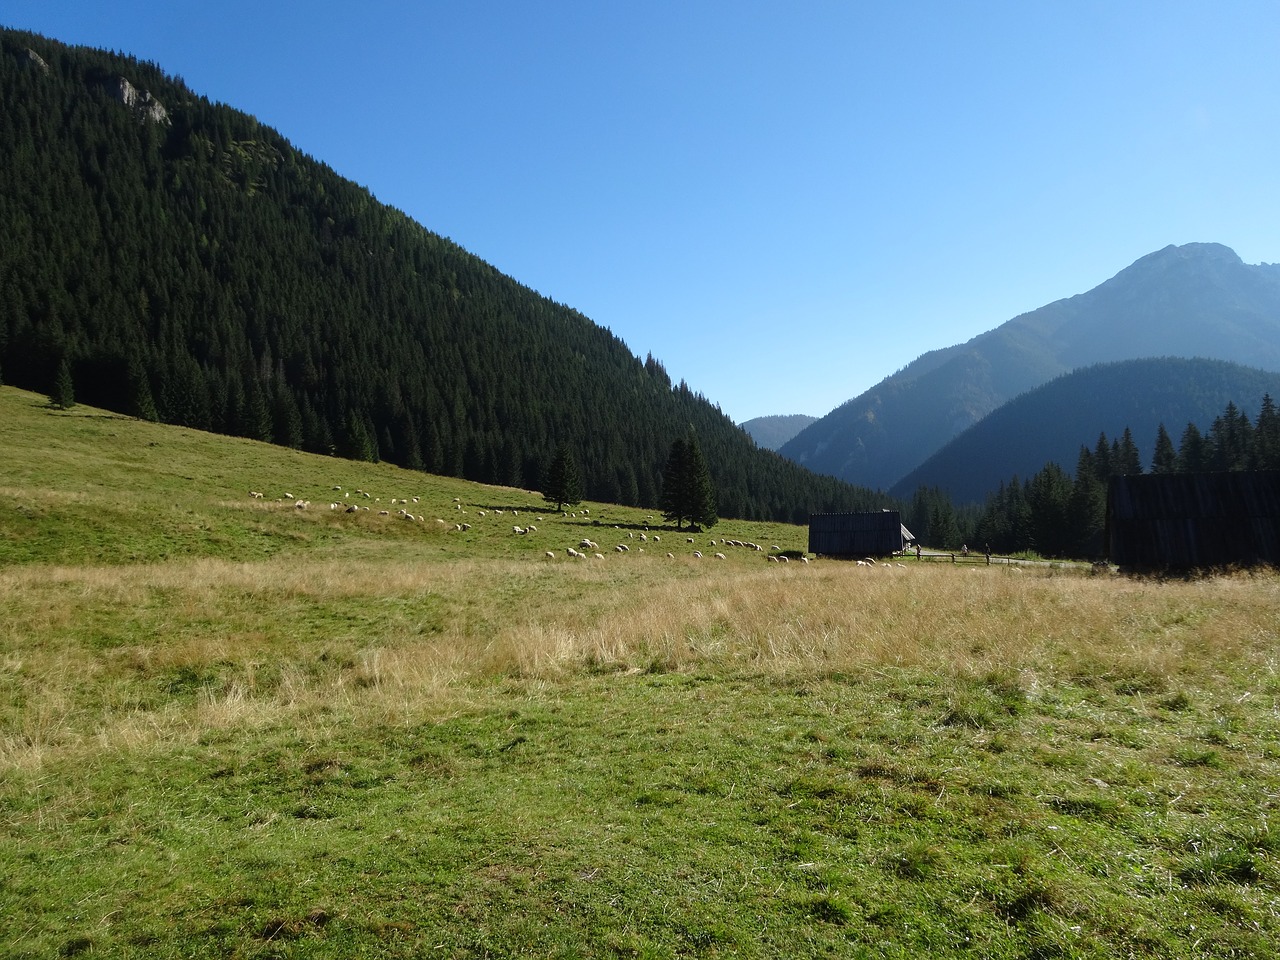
[780,243,1280,491]
[889,358,1280,503]
[0,28,878,523]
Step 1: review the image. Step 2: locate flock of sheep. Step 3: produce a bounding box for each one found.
[248,488,813,563]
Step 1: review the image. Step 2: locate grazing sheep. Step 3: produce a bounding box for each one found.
[714,552,726,560]
[687,537,695,544]
[568,547,582,558]
[801,557,810,563]
[379,510,390,516]
[594,553,604,560]
[615,544,627,552]
[514,526,526,534]
[346,505,359,513]
[768,556,779,563]
[249,491,264,499]
[639,533,648,542]
[295,500,310,509]
[579,539,598,550]
[461,523,471,531]
[527,525,537,532]
[666,552,674,558]
[545,551,556,559]
[693,551,703,558]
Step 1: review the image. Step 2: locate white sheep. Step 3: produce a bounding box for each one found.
[249,491,264,499]
[693,551,702,558]
[514,526,526,534]
[545,551,556,559]
[594,553,604,560]
[714,552,726,560]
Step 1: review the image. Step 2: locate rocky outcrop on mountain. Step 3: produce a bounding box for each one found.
[114,76,169,124]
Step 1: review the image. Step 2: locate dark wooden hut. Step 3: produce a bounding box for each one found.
[809,510,914,558]
[1105,471,1280,570]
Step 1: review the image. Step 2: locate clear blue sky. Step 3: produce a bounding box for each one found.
[6,2,1279,423]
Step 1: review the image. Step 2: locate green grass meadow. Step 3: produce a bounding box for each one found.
[2,386,1279,958]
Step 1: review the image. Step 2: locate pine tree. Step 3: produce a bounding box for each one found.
[1151,423,1177,474]
[541,442,583,512]
[50,355,75,409]
[660,430,717,530]
[1115,427,1142,475]
[1255,394,1280,470]
[1177,422,1209,472]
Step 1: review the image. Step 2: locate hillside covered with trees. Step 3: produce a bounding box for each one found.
[0,27,879,523]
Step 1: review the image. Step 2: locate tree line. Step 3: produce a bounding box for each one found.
[905,394,1280,558]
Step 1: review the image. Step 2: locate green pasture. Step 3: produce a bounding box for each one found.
[1,387,1277,958]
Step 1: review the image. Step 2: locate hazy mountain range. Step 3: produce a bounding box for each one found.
[779,242,1280,497]
[739,414,816,451]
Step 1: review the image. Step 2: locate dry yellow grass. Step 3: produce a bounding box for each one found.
[4,555,1277,771]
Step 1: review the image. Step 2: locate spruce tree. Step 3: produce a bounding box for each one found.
[660,430,718,530]
[542,443,583,512]
[1255,394,1280,469]
[1151,423,1177,474]
[50,356,75,409]
[1177,423,1209,472]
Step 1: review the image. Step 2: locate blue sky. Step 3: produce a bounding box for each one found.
[6,2,1279,423]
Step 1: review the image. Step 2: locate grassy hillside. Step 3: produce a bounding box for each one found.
[3,386,1279,958]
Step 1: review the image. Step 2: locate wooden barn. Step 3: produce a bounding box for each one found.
[809,510,914,558]
[1105,471,1280,570]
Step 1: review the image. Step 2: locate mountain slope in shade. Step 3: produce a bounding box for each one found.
[740,414,817,451]
[888,357,1280,503]
[780,243,1280,491]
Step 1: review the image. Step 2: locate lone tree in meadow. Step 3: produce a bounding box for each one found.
[660,429,717,530]
[542,442,583,513]
[50,356,75,410]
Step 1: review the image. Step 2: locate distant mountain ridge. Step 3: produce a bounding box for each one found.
[740,414,816,451]
[889,357,1280,503]
[780,243,1280,492]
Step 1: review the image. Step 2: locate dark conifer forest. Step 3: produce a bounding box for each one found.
[0,28,882,522]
